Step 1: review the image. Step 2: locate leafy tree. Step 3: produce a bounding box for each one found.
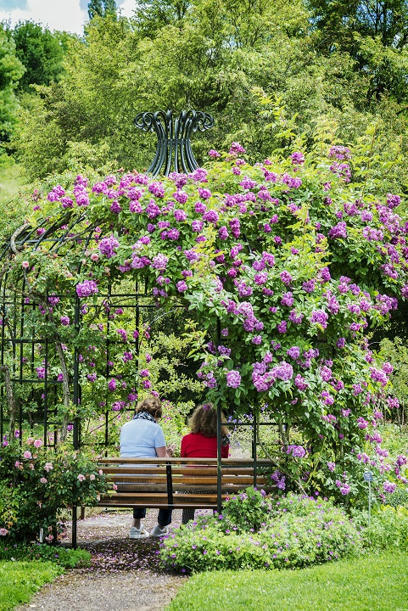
[308,1,408,48]
[133,0,191,37]
[308,1,408,102]
[88,0,117,20]
[11,0,408,192]
[0,25,24,146]
[11,22,71,92]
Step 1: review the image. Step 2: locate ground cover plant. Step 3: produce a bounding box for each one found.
[160,490,365,573]
[167,550,408,611]
[0,560,63,610]
[160,488,408,573]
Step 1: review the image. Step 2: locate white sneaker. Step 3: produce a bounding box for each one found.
[150,524,169,538]
[129,525,149,539]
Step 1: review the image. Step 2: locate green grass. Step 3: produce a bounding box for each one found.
[0,163,27,204]
[0,543,91,568]
[0,162,32,239]
[168,551,408,610]
[0,560,63,610]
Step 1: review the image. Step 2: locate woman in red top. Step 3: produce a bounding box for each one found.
[180,403,229,524]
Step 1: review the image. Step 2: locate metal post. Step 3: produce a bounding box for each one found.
[216,403,222,514]
[72,505,77,549]
[252,411,257,488]
[73,296,80,450]
[166,462,174,506]
[368,479,372,526]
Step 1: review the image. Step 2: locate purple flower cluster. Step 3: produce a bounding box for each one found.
[226,370,241,388]
[286,445,306,458]
[76,280,98,298]
[99,235,119,259]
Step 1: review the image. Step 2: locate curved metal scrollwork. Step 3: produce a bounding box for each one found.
[135,109,214,177]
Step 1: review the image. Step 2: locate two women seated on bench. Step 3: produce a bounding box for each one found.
[119,397,229,539]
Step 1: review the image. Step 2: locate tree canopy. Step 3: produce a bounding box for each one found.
[88,0,117,20]
[0,25,24,146]
[10,21,71,92]
[6,0,406,196]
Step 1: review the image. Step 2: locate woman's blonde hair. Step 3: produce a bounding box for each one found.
[135,396,162,419]
[189,403,228,438]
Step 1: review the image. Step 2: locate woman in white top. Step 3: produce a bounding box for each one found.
[120,396,172,538]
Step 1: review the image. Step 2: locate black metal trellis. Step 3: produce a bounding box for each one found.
[0,213,168,450]
[0,111,290,545]
[135,109,214,176]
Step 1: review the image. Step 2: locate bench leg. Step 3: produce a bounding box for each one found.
[72,505,77,549]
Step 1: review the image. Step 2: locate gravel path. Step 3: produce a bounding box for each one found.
[18,509,193,611]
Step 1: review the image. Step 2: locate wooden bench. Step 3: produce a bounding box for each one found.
[71,457,273,547]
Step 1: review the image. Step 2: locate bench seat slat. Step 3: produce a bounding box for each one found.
[111,482,262,494]
[108,476,267,484]
[98,457,273,464]
[101,467,263,475]
[99,493,230,503]
[98,502,218,509]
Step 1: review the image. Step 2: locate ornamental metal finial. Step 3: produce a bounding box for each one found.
[135,109,214,177]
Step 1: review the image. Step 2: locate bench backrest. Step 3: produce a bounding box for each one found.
[98,457,272,508]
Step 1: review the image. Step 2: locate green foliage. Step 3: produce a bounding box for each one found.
[221,486,271,533]
[378,339,408,424]
[160,491,363,572]
[0,543,91,567]
[168,551,408,611]
[357,504,408,551]
[0,25,24,146]
[10,22,71,93]
[0,560,63,610]
[385,486,408,507]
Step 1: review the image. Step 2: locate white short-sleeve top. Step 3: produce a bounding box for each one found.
[120,418,165,458]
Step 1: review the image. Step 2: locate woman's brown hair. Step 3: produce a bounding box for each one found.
[189,403,228,438]
[135,396,162,419]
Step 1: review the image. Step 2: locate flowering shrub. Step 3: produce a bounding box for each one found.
[2,143,408,502]
[159,490,362,573]
[0,440,107,542]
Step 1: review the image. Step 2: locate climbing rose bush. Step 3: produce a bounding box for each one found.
[3,143,408,504]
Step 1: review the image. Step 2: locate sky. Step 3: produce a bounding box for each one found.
[0,0,136,34]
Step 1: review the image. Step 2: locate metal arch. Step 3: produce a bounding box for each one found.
[135,109,214,177]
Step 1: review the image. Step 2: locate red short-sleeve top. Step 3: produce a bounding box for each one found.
[180,432,229,458]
